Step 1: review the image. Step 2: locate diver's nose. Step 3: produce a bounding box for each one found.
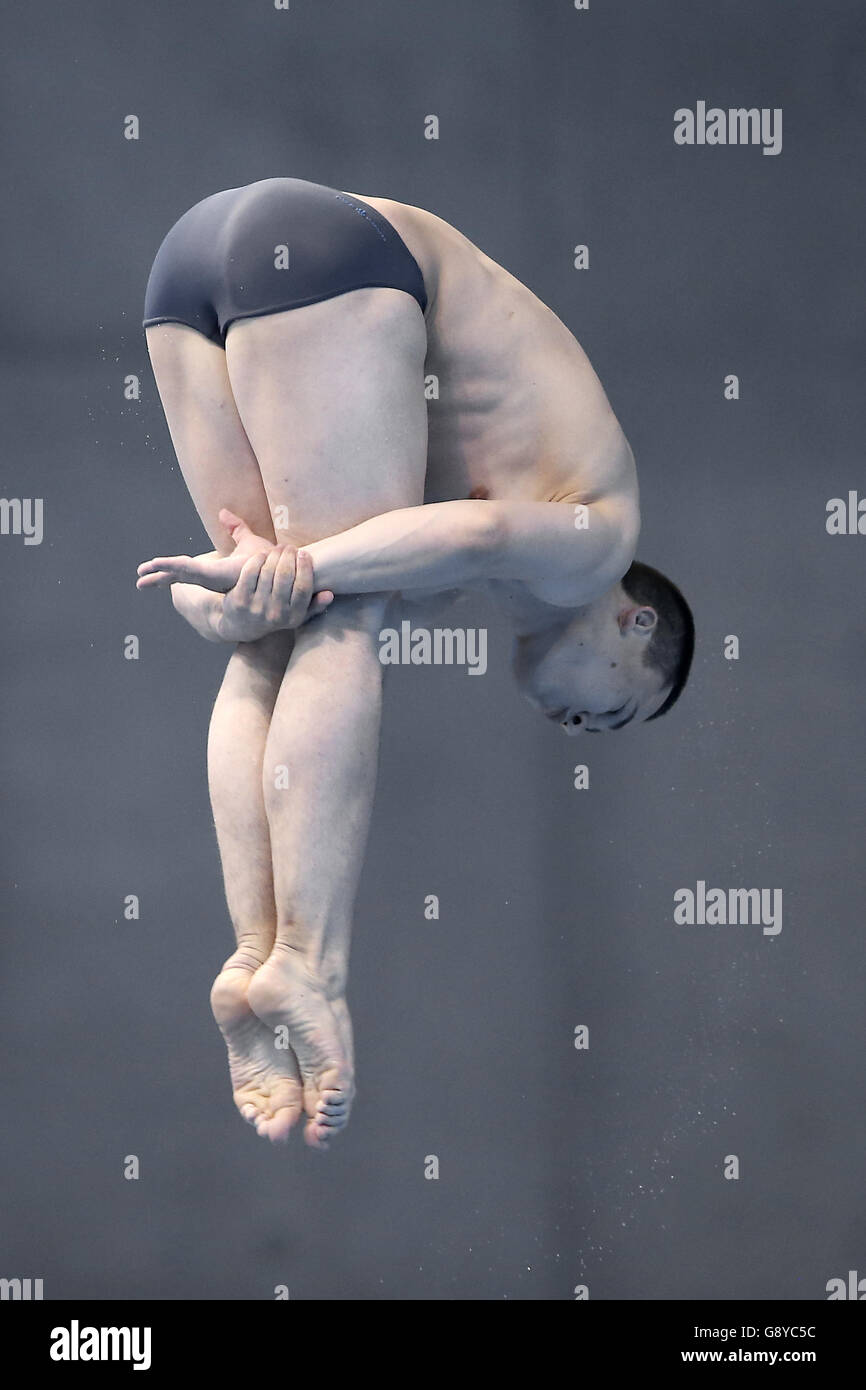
[561,712,586,735]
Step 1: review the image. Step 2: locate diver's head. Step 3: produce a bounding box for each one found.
[512,561,694,733]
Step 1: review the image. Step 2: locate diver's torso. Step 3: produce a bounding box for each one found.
[347,190,638,517]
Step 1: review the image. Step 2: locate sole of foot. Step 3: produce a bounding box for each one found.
[246,946,354,1151]
[210,956,305,1144]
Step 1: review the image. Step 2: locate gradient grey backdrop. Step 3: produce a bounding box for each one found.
[1,0,864,1300]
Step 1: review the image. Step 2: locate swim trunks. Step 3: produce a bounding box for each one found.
[142,177,427,347]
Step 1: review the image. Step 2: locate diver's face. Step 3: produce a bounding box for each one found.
[512,600,669,734]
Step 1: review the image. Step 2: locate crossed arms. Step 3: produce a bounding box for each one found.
[137,496,633,641]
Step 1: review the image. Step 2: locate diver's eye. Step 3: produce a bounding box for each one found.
[596,700,638,731]
[577,702,630,733]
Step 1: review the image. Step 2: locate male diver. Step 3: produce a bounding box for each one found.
[136,177,694,1149]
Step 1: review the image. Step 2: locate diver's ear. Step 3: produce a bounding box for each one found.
[619,604,657,637]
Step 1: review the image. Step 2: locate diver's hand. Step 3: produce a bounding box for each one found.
[216,546,334,642]
[136,509,278,592]
[137,550,243,592]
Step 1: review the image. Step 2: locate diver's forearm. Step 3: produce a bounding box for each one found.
[301,501,495,597]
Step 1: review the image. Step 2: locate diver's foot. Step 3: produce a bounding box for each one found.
[210,952,304,1143]
[247,944,354,1151]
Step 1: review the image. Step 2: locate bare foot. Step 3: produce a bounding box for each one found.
[210,951,305,1143]
[247,945,354,1151]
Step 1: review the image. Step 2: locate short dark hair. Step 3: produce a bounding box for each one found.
[621,561,694,720]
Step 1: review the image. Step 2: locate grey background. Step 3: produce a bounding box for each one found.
[1,0,863,1300]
